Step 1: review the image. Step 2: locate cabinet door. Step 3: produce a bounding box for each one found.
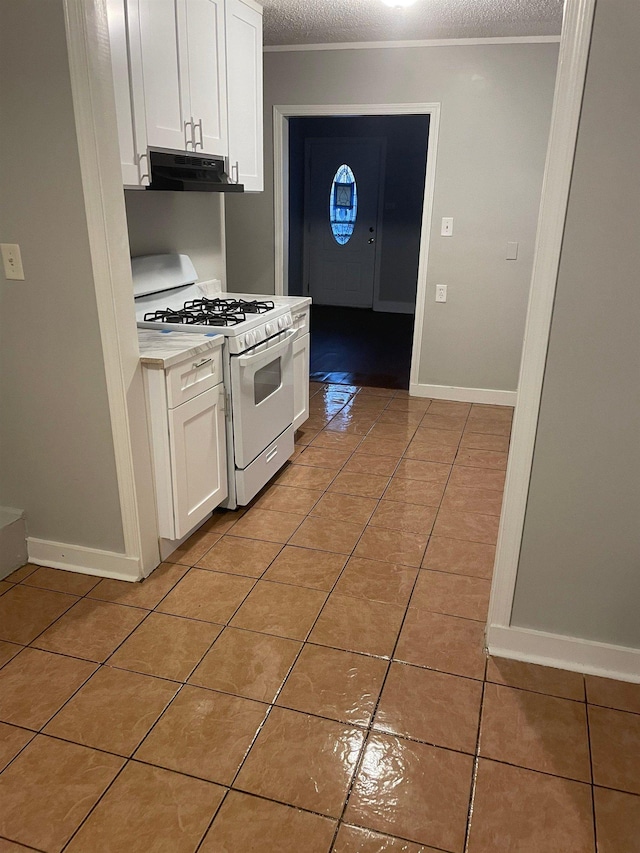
[184,0,228,157]
[106,0,149,185]
[226,0,263,191]
[292,332,310,431]
[168,384,228,539]
[138,0,191,152]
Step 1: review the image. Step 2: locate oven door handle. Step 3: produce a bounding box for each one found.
[237,329,296,370]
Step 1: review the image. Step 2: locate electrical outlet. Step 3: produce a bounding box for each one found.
[435,284,447,303]
[1,243,25,280]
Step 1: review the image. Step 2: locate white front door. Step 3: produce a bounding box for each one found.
[303,138,384,308]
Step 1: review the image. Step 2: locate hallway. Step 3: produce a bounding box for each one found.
[0,383,637,851]
[309,307,414,389]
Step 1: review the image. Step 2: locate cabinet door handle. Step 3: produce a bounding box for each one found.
[192,357,212,369]
[195,118,204,150]
[137,151,149,183]
[184,118,194,150]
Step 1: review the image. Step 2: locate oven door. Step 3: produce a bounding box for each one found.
[229,329,296,469]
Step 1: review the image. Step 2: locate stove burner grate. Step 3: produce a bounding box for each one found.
[185,297,275,315]
[144,297,276,328]
[144,308,246,326]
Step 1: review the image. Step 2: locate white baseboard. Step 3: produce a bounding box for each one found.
[410,382,517,406]
[27,537,142,583]
[487,624,640,684]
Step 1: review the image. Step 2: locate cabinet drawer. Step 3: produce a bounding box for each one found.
[292,307,309,337]
[165,348,222,408]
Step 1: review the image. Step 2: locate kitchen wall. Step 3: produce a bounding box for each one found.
[287,114,429,312]
[125,192,227,287]
[225,42,559,394]
[511,0,640,650]
[0,0,124,551]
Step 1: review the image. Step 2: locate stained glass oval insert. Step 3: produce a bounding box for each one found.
[329,164,357,245]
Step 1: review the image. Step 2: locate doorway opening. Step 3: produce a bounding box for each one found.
[275,106,439,391]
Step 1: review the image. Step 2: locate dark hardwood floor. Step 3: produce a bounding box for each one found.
[309,305,414,389]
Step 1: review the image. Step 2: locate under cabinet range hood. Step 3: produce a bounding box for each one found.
[147,150,244,192]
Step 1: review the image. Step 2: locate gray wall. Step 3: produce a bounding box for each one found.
[125,192,226,286]
[225,43,558,392]
[512,0,640,649]
[0,0,125,551]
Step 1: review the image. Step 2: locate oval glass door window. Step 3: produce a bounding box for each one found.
[329,164,357,245]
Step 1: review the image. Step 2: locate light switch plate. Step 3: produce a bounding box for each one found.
[441,217,454,237]
[506,241,519,260]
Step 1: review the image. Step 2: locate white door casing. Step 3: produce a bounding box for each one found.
[273,102,440,389]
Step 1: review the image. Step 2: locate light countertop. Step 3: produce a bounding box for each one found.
[138,328,224,368]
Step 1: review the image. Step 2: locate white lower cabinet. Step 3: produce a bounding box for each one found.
[167,385,227,538]
[292,306,310,431]
[143,350,228,542]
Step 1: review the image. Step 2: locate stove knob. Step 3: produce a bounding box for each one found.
[238,335,245,348]
[265,323,273,336]
[277,317,284,330]
[245,331,255,347]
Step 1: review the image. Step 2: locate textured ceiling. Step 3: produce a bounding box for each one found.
[260,0,563,47]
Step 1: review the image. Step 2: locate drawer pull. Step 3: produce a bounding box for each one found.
[266,446,278,463]
[192,357,212,369]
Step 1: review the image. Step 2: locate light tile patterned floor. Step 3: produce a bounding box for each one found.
[0,382,638,851]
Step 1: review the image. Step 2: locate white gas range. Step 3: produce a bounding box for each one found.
[133,254,310,514]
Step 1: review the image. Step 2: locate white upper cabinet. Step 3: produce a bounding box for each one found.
[138,0,227,156]
[137,0,188,152]
[226,0,263,191]
[107,0,262,187]
[106,0,149,186]
[184,0,228,157]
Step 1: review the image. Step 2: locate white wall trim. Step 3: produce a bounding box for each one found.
[28,538,142,582]
[488,625,640,684]
[273,101,440,396]
[63,1,148,566]
[487,0,597,631]
[265,36,561,53]
[410,382,516,406]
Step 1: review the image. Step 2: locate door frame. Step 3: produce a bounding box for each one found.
[273,102,440,389]
[487,0,603,672]
[302,135,386,309]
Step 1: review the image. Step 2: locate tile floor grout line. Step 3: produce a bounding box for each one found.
[584,690,599,853]
[463,679,487,852]
[0,835,45,852]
